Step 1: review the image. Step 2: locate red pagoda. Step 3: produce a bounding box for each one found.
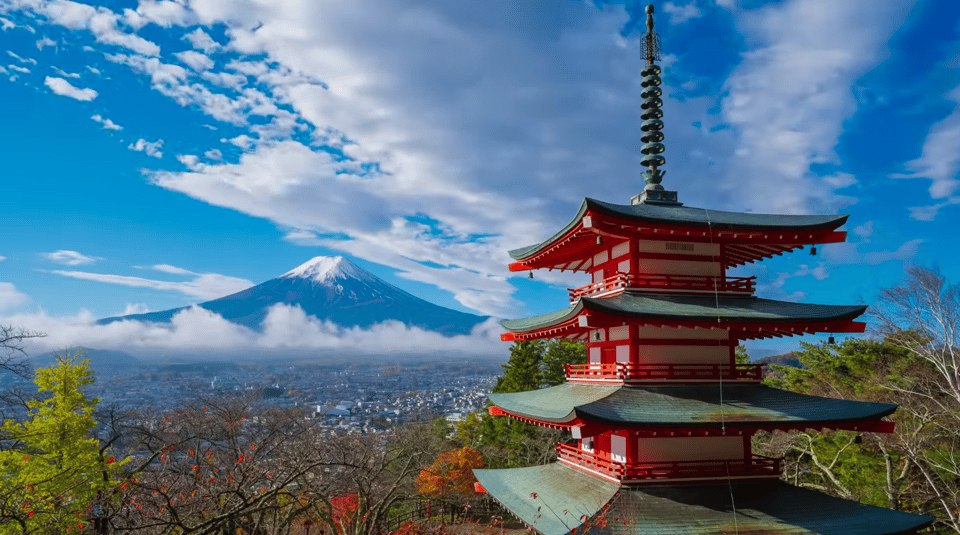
[474,5,934,535]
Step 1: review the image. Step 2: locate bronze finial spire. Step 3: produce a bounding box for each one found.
[632,3,681,206]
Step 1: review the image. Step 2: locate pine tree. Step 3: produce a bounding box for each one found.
[492,340,544,393]
[0,352,124,534]
[541,339,587,387]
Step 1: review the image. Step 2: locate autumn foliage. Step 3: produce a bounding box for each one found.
[416,447,484,498]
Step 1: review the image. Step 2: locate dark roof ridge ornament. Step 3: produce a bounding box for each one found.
[631,3,682,206]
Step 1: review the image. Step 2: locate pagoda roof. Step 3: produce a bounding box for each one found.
[474,463,934,535]
[487,383,895,429]
[508,198,849,268]
[501,293,867,341]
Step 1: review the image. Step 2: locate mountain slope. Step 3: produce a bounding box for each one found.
[97,257,489,335]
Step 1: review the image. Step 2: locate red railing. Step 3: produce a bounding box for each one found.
[568,273,755,301]
[564,362,765,382]
[556,443,782,483]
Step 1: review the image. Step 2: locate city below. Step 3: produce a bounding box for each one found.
[5,351,502,434]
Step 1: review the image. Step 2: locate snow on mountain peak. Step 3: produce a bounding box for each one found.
[281,256,369,283]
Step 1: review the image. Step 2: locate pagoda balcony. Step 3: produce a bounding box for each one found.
[568,273,755,303]
[564,362,766,384]
[555,442,782,484]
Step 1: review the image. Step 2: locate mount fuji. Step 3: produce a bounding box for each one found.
[97,257,489,335]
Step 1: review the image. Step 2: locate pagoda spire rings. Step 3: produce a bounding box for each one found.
[633,4,681,207]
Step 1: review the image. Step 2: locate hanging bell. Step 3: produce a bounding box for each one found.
[810,245,817,256]
[596,235,603,246]
[828,335,835,345]
[528,271,534,279]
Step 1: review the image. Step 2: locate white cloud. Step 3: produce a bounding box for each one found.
[719,0,912,214]
[125,0,194,29]
[852,221,874,241]
[174,49,213,72]
[225,134,254,148]
[36,0,161,56]
[0,18,15,31]
[755,263,831,301]
[48,269,252,301]
[52,66,79,78]
[0,282,30,311]
[183,28,219,53]
[128,138,163,158]
[892,84,960,214]
[44,76,97,100]
[7,64,29,74]
[908,197,960,221]
[824,238,924,266]
[0,305,504,355]
[36,36,56,49]
[86,65,101,75]
[0,255,5,262]
[41,250,103,265]
[663,2,703,24]
[91,114,122,130]
[8,50,37,64]
[141,264,195,275]
[119,302,151,315]
[203,148,222,160]
[176,154,200,169]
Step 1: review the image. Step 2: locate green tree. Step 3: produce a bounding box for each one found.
[757,338,931,514]
[0,352,124,534]
[492,340,544,393]
[474,341,563,469]
[541,339,587,387]
[734,344,749,364]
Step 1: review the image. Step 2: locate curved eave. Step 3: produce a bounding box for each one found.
[500,294,867,341]
[475,464,934,535]
[508,198,849,269]
[488,383,896,429]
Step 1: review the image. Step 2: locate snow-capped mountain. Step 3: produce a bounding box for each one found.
[97,256,489,335]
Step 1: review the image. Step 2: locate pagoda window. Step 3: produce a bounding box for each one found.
[589,347,601,364]
[594,250,609,265]
[615,345,630,363]
[581,436,594,453]
[611,241,630,259]
[609,325,631,341]
[618,259,630,273]
[610,434,627,463]
[591,328,606,342]
[592,268,604,283]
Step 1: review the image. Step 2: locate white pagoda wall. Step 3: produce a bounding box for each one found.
[636,436,744,462]
[586,325,733,365]
[587,240,726,282]
[578,435,746,463]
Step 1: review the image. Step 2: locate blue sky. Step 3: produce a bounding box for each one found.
[0,0,958,356]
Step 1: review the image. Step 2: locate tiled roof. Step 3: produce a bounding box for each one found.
[488,383,896,426]
[475,463,934,535]
[501,293,867,333]
[508,198,848,260]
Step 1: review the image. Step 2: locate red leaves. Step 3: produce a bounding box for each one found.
[417,447,485,498]
[106,456,115,464]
